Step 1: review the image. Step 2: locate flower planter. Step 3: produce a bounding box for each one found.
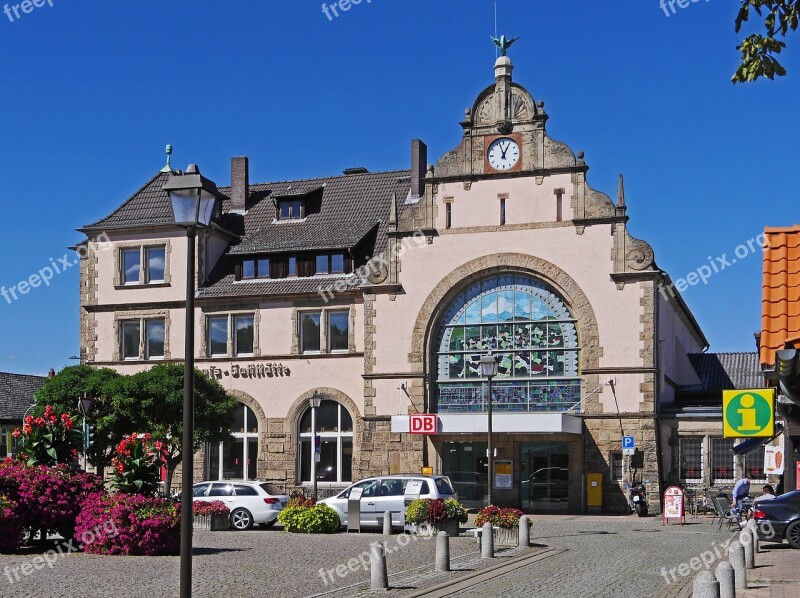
[492,526,519,546]
[193,515,211,531]
[413,519,460,537]
[210,514,230,531]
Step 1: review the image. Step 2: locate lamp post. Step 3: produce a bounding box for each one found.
[479,353,500,507]
[164,164,219,598]
[309,393,323,501]
[78,393,94,471]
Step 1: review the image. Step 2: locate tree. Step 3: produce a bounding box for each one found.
[33,365,123,470]
[113,364,238,493]
[734,1,800,83]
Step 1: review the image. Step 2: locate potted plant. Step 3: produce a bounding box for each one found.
[405,498,468,537]
[193,500,232,531]
[475,505,525,546]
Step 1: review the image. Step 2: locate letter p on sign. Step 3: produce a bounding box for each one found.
[410,414,437,435]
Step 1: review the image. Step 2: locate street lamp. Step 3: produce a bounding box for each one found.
[164,164,219,598]
[78,393,94,471]
[479,353,500,506]
[309,393,323,501]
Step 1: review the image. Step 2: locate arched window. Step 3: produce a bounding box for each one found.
[208,403,259,480]
[436,274,581,412]
[299,400,353,483]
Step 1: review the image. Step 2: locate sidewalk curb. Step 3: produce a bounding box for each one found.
[400,545,569,598]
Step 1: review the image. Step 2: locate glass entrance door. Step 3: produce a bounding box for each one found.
[442,441,488,510]
[520,442,570,511]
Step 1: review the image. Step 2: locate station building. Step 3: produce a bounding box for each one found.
[78,55,710,512]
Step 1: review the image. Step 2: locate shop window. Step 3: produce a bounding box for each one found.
[207,404,259,481]
[711,437,735,483]
[743,446,767,481]
[299,400,353,484]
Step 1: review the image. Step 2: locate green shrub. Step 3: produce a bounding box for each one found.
[278,503,339,533]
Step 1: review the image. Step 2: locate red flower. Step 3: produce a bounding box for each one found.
[22,424,32,435]
[64,419,74,430]
[34,417,45,427]
[11,428,20,438]
[24,415,34,425]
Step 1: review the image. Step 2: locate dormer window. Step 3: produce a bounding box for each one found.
[278,200,304,220]
[242,258,270,280]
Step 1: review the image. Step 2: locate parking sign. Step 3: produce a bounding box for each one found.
[623,436,635,449]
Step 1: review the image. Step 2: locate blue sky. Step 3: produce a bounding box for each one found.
[0,0,798,375]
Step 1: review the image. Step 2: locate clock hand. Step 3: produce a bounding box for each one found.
[500,143,508,160]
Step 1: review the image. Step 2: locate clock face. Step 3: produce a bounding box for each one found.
[487,138,520,171]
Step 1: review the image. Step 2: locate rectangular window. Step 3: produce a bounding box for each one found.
[500,198,506,226]
[610,452,623,482]
[288,256,297,277]
[146,247,165,283]
[328,311,349,352]
[121,321,141,360]
[711,437,735,482]
[122,249,140,285]
[242,258,270,279]
[331,253,345,274]
[208,316,229,357]
[234,315,255,356]
[445,203,452,229]
[279,200,303,220]
[257,258,270,279]
[301,312,321,353]
[679,437,703,481]
[316,254,330,275]
[145,320,165,360]
[744,446,766,481]
[556,192,563,222]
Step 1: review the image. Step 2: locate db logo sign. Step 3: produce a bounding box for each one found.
[410,414,437,435]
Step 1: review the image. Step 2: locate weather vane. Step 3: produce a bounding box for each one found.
[491,34,520,57]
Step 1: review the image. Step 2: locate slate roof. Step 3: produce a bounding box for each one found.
[760,226,800,367]
[676,352,763,400]
[0,372,46,421]
[82,172,175,231]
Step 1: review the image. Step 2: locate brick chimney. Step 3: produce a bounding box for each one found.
[411,139,427,200]
[230,156,249,213]
[48,368,55,378]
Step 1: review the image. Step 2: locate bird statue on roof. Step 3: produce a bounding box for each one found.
[491,34,520,56]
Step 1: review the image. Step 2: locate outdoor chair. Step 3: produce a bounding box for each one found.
[715,496,743,531]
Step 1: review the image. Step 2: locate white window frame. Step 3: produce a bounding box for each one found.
[120,245,167,286]
[208,404,259,481]
[207,313,256,358]
[120,318,166,361]
[298,401,353,485]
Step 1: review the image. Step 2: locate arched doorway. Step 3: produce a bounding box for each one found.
[298,400,354,484]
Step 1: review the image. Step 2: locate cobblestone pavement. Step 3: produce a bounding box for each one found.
[0,515,743,598]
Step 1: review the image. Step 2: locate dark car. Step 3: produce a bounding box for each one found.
[752,489,800,548]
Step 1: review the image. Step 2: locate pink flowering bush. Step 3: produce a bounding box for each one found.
[76,492,180,556]
[0,459,104,541]
[193,500,230,517]
[0,494,23,553]
[474,505,525,529]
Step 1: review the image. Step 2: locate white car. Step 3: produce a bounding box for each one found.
[320,474,457,529]
[191,481,289,530]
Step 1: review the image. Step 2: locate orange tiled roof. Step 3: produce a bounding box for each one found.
[760,226,800,367]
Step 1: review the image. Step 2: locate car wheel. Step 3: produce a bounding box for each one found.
[230,508,254,531]
[786,520,800,549]
[258,521,277,529]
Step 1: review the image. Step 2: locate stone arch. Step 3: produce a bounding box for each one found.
[227,389,267,429]
[284,388,363,484]
[409,253,603,410]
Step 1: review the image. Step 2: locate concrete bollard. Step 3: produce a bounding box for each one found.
[728,541,747,591]
[746,519,760,553]
[370,541,389,590]
[518,515,531,548]
[739,530,755,569]
[481,522,494,558]
[435,531,450,572]
[383,511,393,536]
[692,570,720,598]
[715,561,735,598]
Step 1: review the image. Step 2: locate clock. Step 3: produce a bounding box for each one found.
[487,138,520,171]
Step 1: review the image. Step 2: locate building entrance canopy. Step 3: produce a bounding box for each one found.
[391,413,582,434]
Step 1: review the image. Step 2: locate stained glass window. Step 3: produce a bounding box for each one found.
[436,274,581,413]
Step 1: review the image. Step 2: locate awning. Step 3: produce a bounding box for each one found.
[730,424,784,456]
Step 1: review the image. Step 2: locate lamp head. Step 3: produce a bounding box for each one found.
[163,164,221,228]
[479,353,500,378]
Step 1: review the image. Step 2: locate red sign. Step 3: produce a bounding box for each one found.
[409,414,437,435]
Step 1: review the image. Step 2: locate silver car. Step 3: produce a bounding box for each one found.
[191,481,289,530]
[320,474,457,529]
